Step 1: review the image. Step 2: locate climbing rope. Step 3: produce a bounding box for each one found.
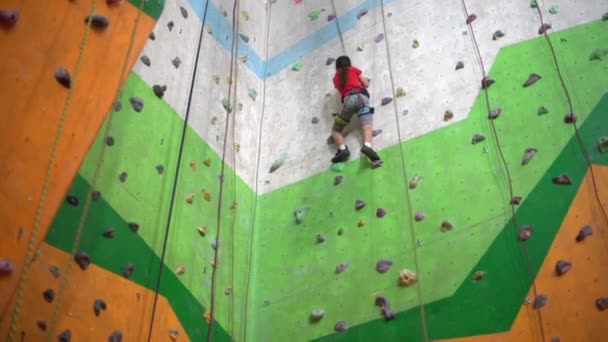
[6,1,99,340]
[206,0,240,340]
[145,0,211,341]
[459,0,547,340]
[378,1,430,340]
[533,5,608,226]
[330,0,346,55]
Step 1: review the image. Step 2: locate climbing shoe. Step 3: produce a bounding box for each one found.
[361,145,383,168]
[332,147,351,163]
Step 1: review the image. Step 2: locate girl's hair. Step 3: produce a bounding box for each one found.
[335,56,351,89]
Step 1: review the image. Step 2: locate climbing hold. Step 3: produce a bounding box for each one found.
[180,6,188,19]
[312,117,320,124]
[202,189,212,202]
[0,9,19,28]
[204,158,211,167]
[537,106,549,115]
[308,10,322,21]
[472,134,485,145]
[66,195,79,206]
[334,176,343,185]
[114,101,122,112]
[481,76,495,89]
[129,97,144,112]
[521,148,538,166]
[596,298,608,311]
[533,294,547,309]
[36,320,47,331]
[335,321,348,332]
[355,200,366,210]
[240,55,248,63]
[57,330,72,342]
[488,108,501,120]
[444,110,454,121]
[412,39,420,48]
[292,62,303,71]
[85,15,109,29]
[190,160,197,171]
[310,309,325,322]
[552,174,571,185]
[221,98,232,113]
[381,97,393,106]
[538,23,551,35]
[49,265,61,278]
[396,87,407,97]
[523,73,542,87]
[197,225,207,236]
[248,88,257,101]
[455,61,464,70]
[327,14,336,22]
[511,196,522,205]
[555,260,572,276]
[372,129,383,137]
[108,331,123,342]
[603,13,608,21]
[54,67,71,89]
[185,194,195,204]
[167,21,174,31]
[357,220,366,227]
[548,5,559,14]
[492,30,505,40]
[269,153,288,173]
[175,265,186,275]
[326,57,336,66]
[441,220,453,232]
[337,228,344,235]
[335,262,348,274]
[206,26,213,34]
[317,234,326,243]
[93,299,107,316]
[122,263,135,278]
[103,227,115,238]
[91,190,101,201]
[589,48,608,61]
[376,208,386,218]
[0,259,13,275]
[43,288,55,303]
[414,212,425,221]
[597,137,608,153]
[239,33,250,43]
[575,225,593,242]
[224,287,233,295]
[241,10,249,20]
[172,57,181,68]
[140,55,151,67]
[357,9,368,19]
[376,260,392,273]
[564,113,577,123]
[375,296,396,320]
[156,164,164,175]
[128,222,139,232]
[74,252,91,270]
[211,239,218,250]
[399,269,418,286]
[295,205,312,224]
[357,43,366,51]
[375,33,385,43]
[152,85,166,98]
[466,14,477,24]
[409,175,422,189]
[518,225,533,241]
[169,328,179,341]
[149,32,155,40]
[530,0,538,8]
[119,171,128,183]
[472,271,486,281]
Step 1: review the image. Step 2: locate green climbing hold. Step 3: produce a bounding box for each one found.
[589,48,608,61]
[308,10,321,21]
[295,205,312,224]
[248,88,257,101]
[603,13,608,21]
[221,98,232,113]
[239,33,250,43]
[331,163,345,172]
[598,137,608,153]
[292,62,303,71]
[537,106,549,115]
[530,0,537,8]
[548,5,559,14]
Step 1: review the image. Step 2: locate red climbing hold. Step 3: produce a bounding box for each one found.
[107,0,122,4]
[0,9,19,28]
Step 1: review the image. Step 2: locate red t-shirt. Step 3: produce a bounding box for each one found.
[333,66,362,97]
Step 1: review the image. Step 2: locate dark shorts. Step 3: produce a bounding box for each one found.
[332,91,374,132]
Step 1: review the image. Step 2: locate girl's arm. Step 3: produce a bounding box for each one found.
[359,74,370,89]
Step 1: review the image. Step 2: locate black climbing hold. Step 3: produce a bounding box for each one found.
[555,260,572,276]
[91,190,101,201]
[55,67,71,89]
[130,97,144,112]
[123,263,135,278]
[66,195,79,206]
[523,73,542,87]
[576,225,593,242]
[153,85,166,98]
[537,106,548,115]
[74,252,91,270]
[337,228,344,235]
[58,329,72,342]
[538,23,551,35]
[49,265,61,278]
[603,13,608,21]
[466,14,476,24]
[336,262,348,274]
[172,57,181,68]
[441,220,454,232]
[103,227,115,238]
[93,299,107,316]
[375,296,395,320]
[334,176,343,185]
[140,55,151,67]
[376,259,392,273]
[511,196,522,205]
[564,112,577,124]
[355,200,366,210]
[311,117,319,124]
[180,6,188,19]
[471,134,485,144]
[455,61,464,70]
[492,30,505,40]
[326,58,335,66]
[552,174,571,185]
[128,222,139,232]
[85,15,109,29]
[518,225,533,241]
[533,294,547,309]
[327,14,336,22]
[109,331,123,342]
[376,208,386,218]
[597,137,608,153]
[0,9,19,28]
[357,9,368,19]
[105,136,115,146]
[316,234,326,243]
[488,108,501,120]
[167,21,174,31]
[372,129,383,137]
[472,271,486,280]
[156,164,164,175]
[36,320,47,331]
[381,97,393,106]
[43,288,55,303]
[0,259,13,275]
[481,76,495,89]
[149,32,155,40]
[334,321,348,331]
[521,148,537,166]
[119,171,128,183]
[596,297,608,311]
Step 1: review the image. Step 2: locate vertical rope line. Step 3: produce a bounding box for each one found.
[331,0,346,55]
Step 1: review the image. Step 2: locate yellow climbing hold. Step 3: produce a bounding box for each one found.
[212,75,220,84]
[444,110,454,121]
[357,43,366,51]
[412,39,420,48]
[175,265,186,275]
[357,220,366,228]
[226,76,232,84]
[190,160,197,170]
[197,225,207,236]
[206,26,213,34]
[240,55,248,63]
[396,87,407,97]
[237,103,243,112]
[234,144,241,152]
[185,194,195,204]
[204,311,212,324]
[231,201,238,211]
[211,116,218,125]
[203,158,211,167]
[210,259,217,268]
[202,189,212,202]
[241,10,249,20]
[399,269,418,287]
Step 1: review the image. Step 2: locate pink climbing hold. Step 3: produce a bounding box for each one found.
[107,0,122,5]
[518,225,533,241]
[415,212,425,222]
[488,108,501,120]
[295,0,303,4]
[0,9,19,28]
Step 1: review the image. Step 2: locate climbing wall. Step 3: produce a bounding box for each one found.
[1,0,608,341]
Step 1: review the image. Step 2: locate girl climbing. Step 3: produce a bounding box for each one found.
[330,56,383,168]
